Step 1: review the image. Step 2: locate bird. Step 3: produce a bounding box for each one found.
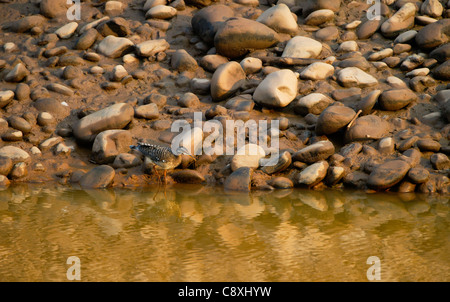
[130,143,195,185]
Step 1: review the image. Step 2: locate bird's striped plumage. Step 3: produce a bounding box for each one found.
[132,143,180,169]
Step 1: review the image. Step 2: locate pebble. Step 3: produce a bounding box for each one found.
[55,22,78,39]
[97,36,134,58]
[79,165,115,189]
[381,3,416,38]
[0,146,30,164]
[0,90,14,108]
[210,62,246,101]
[337,67,378,88]
[338,41,359,53]
[214,17,279,58]
[316,105,356,135]
[355,90,381,115]
[357,19,382,39]
[224,167,253,192]
[171,49,198,72]
[415,19,450,49]
[260,151,292,174]
[379,88,417,110]
[300,62,335,80]
[292,140,335,163]
[304,9,334,26]
[420,0,443,18]
[407,167,430,184]
[135,39,170,57]
[294,93,333,116]
[297,161,329,187]
[345,115,389,142]
[315,26,339,41]
[430,153,450,170]
[368,159,411,190]
[112,153,142,169]
[253,69,298,108]
[170,169,205,184]
[269,177,294,189]
[282,36,322,59]
[240,57,262,74]
[256,3,298,34]
[73,103,134,144]
[4,63,29,82]
[145,5,177,19]
[91,130,132,164]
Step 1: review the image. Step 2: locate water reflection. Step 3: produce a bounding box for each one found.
[0,184,448,281]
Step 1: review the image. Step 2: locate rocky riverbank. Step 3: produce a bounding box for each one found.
[0,0,449,194]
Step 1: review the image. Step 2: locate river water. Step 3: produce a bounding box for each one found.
[0,184,448,282]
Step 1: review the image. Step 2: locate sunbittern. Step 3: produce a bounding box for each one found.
[130,143,195,185]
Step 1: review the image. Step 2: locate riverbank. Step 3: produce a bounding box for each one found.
[0,0,449,194]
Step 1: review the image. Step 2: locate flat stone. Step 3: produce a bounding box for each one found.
[407,167,430,184]
[145,5,177,19]
[269,177,293,189]
[171,170,205,184]
[9,15,46,33]
[75,28,98,50]
[210,61,246,101]
[256,3,298,34]
[282,36,323,59]
[33,98,70,119]
[368,160,411,190]
[430,153,450,170]
[4,63,29,82]
[304,9,334,26]
[292,140,335,163]
[0,146,30,164]
[337,67,378,88]
[297,161,329,187]
[381,3,416,38]
[379,88,417,110]
[135,39,170,57]
[97,35,134,58]
[224,166,253,192]
[171,49,198,72]
[260,151,292,174]
[200,54,228,72]
[55,22,78,39]
[91,130,132,164]
[214,17,280,58]
[73,103,134,144]
[315,105,356,135]
[0,90,14,108]
[415,19,450,50]
[135,103,159,119]
[294,93,333,116]
[253,69,298,108]
[8,115,31,133]
[300,62,334,80]
[315,26,339,41]
[79,165,115,189]
[345,115,389,142]
[112,153,142,169]
[357,19,383,39]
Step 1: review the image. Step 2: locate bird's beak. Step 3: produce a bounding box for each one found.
[188,154,196,161]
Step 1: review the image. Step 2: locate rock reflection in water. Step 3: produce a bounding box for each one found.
[0,184,448,281]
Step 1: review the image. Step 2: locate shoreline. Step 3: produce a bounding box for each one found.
[0,0,449,194]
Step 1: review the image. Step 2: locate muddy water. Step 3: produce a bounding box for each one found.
[0,184,448,282]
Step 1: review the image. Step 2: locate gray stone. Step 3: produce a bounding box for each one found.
[79,165,115,188]
[368,160,411,190]
[297,161,329,187]
[224,166,253,192]
[292,140,335,163]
